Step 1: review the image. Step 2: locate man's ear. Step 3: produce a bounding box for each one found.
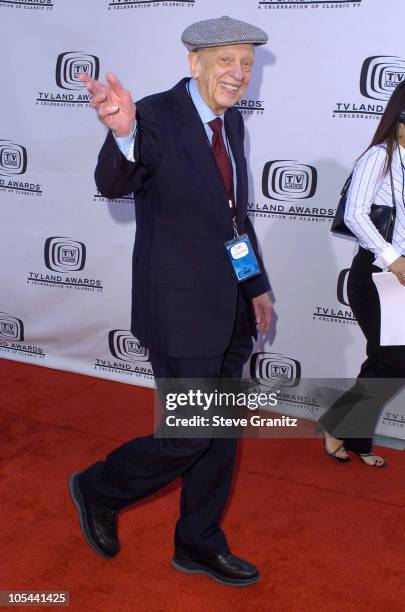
[188,52,200,79]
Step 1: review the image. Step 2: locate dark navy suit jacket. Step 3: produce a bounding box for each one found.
[95,78,270,358]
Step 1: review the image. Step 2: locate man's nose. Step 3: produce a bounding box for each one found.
[228,64,244,82]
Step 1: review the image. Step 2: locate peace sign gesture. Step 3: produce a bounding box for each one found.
[81,72,136,137]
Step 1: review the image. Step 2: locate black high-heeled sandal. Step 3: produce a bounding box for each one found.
[323,437,351,463]
[356,452,386,468]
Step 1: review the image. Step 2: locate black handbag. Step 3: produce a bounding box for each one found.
[331,168,396,242]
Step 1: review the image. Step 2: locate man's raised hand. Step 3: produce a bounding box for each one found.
[80,72,136,138]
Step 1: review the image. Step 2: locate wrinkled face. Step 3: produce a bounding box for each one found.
[188,43,255,115]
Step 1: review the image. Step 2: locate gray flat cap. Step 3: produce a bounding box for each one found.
[181,15,268,52]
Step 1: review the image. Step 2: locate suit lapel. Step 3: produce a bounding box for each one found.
[171,79,236,231]
[224,111,246,229]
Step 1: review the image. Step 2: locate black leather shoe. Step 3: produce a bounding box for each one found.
[172,550,260,586]
[68,472,120,559]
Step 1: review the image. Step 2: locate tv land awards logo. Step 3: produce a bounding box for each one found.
[360,56,405,101]
[234,99,265,116]
[251,352,301,387]
[0,314,24,341]
[44,237,86,272]
[333,56,405,120]
[0,139,42,196]
[249,160,333,224]
[258,0,361,9]
[263,161,317,201]
[94,330,153,380]
[0,0,53,10]
[336,268,350,306]
[250,351,320,415]
[26,237,103,293]
[109,330,149,362]
[313,268,357,325]
[382,410,405,432]
[93,189,133,204]
[55,52,99,90]
[108,0,195,10]
[0,313,45,360]
[36,52,99,108]
[0,141,26,175]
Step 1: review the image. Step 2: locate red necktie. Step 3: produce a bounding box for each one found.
[208,117,233,203]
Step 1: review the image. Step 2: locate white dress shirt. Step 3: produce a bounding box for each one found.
[114,125,137,161]
[344,143,405,268]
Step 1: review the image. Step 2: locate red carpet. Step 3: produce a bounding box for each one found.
[1,358,404,611]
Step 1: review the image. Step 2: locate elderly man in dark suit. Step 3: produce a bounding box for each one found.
[69,16,272,586]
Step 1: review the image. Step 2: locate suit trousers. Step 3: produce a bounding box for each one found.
[319,247,405,453]
[79,287,253,557]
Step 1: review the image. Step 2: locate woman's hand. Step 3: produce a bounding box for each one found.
[388,256,405,286]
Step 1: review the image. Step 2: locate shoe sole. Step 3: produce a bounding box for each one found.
[357,456,387,468]
[172,557,260,587]
[68,473,116,560]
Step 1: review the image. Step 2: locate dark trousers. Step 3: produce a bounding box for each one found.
[319,247,405,453]
[79,288,253,558]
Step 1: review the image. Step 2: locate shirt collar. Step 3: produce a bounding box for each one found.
[188,78,224,125]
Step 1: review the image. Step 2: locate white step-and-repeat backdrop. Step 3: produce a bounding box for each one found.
[1,0,404,439]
